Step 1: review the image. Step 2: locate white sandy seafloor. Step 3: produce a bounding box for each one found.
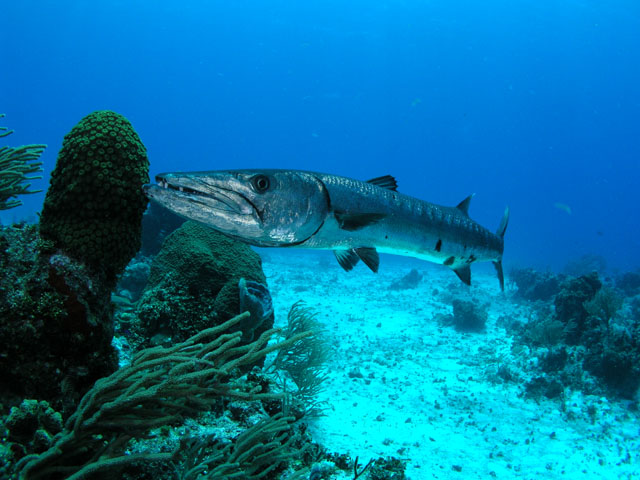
[258,249,640,480]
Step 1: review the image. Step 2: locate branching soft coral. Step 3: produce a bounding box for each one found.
[17,311,311,480]
[0,114,46,210]
[269,301,332,417]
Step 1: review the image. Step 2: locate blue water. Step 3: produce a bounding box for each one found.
[2,0,639,272]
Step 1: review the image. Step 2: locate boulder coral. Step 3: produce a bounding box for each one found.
[134,221,274,348]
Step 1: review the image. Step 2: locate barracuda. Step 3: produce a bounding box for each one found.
[144,169,509,290]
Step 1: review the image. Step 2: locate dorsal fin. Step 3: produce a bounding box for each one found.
[456,194,474,216]
[367,175,398,191]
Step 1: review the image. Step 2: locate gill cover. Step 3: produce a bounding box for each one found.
[239,170,330,245]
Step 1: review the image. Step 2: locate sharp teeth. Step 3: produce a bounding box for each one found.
[179,186,184,192]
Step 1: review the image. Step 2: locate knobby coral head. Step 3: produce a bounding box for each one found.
[39,110,149,286]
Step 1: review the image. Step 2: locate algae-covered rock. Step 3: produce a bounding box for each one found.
[134,221,273,348]
[1,399,63,473]
[0,224,117,415]
[5,399,62,446]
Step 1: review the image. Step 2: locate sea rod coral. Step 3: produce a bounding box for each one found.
[0,114,46,210]
[16,311,312,480]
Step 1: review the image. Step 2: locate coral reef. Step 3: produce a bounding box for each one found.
[511,271,640,400]
[0,114,46,210]
[0,224,117,414]
[581,287,639,398]
[616,271,640,296]
[368,457,407,480]
[524,376,565,400]
[15,312,312,480]
[563,253,607,277]
[269,302,331,417]
[134,221,272,349]
[389,268,422,290]
[554,272,601,344]
[448,299,488,332]
[3,399,63,459]
[509,267,561,301]
[39,110,149,287]
[521,316,565,347]
[176,413,309,480]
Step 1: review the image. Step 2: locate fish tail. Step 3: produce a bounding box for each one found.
[493,207,510,291]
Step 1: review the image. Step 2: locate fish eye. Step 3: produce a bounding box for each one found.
[251,174,270,193]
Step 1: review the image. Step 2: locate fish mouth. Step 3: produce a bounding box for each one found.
[145,173,257,217]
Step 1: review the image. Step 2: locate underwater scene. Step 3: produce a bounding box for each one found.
[1,1,639,479]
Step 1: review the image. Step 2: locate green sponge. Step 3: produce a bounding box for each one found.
[40,111,149,285]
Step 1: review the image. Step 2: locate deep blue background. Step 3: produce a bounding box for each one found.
[2,1,639,272]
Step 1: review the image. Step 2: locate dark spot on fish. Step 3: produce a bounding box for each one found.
[385,235,388,239]
[466,254,477,264]
[435,239,442,252]
[444,256,455,266]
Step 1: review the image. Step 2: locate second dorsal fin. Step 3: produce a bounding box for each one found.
[456,194,475,216]
[367,175,398,191]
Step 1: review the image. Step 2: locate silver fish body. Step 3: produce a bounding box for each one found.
[144,169,509,289]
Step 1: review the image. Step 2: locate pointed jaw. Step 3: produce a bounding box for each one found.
[143,172,263,241]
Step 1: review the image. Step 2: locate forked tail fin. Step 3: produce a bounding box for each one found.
[493,207,510,291]
[496,206,509,239]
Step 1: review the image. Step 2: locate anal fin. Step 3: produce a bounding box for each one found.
[453,266,471,286]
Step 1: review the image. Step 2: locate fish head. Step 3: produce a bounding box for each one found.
[144,169,329,246]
